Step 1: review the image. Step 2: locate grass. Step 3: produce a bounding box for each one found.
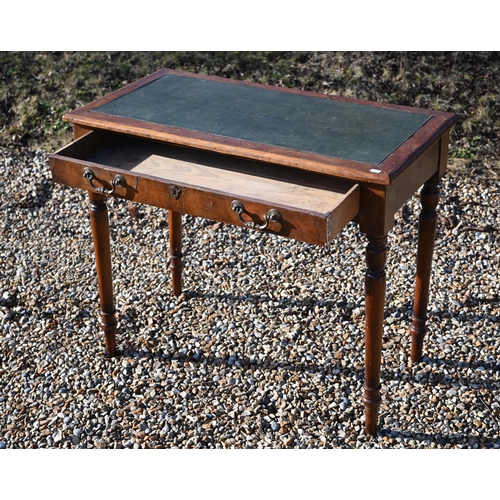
[1,51,499,177]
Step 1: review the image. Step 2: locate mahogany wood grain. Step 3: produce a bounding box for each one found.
[410,173,440,362]
[72,123,93,140]
[169,210,183,296]
[438,131,451,178]
[388,140,441,219]
[363,235,387,436]
[88,191,117,357]
[356,138,441,236]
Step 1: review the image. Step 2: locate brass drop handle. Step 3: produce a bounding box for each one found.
[83,167,126,195]
[231,200,282,230]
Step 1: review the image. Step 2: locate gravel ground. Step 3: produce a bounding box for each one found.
[0,145,499,449]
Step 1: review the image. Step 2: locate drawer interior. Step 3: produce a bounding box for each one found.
[56,131,358,215]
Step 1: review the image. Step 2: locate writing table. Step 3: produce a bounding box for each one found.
[49,69,459,436]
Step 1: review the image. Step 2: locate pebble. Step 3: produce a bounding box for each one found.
[0,145,499,449]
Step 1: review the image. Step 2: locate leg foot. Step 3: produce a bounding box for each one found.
[363,384,382,436]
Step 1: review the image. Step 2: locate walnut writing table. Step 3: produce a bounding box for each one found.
[49,69,458,435]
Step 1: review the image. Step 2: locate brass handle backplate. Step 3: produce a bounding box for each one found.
[83,167,126,195]
[231,200,282,230]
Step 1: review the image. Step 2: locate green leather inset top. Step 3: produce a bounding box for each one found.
[94,74,430,166]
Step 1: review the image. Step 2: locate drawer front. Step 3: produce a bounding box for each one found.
[49,132,359,245]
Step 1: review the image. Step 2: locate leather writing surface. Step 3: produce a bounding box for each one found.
[94,74,431,166]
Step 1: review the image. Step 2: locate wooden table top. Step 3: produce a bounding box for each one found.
[63,69,459,185]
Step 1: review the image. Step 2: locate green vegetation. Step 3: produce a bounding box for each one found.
[1,51,499,177]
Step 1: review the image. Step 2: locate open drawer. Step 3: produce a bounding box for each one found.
[49,131,359,245]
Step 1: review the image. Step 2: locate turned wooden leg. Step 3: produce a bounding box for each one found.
[88,191,117,357]
[169,210,183,297]
[363,235,387,436]
[410,173,440,363]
